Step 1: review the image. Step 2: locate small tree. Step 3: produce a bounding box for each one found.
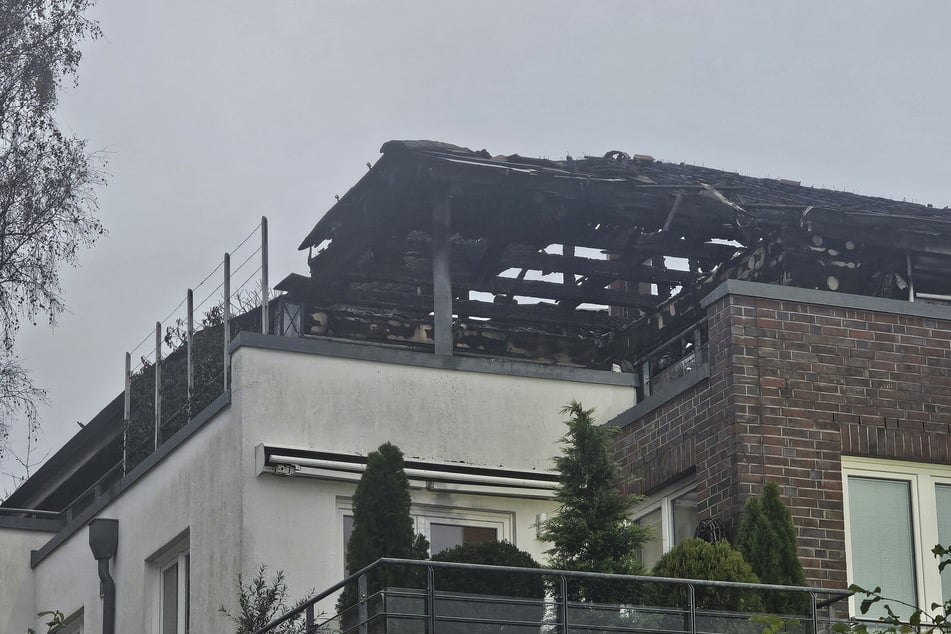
[735,482,808,614]
[218,566,307,634]
[337,442,428,615]
[539,401,650,604]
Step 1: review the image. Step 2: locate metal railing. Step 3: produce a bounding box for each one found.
[635,319,707,403]
[254,558,850,634]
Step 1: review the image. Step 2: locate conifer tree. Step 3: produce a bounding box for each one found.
[337,442,428,614]
[539,401,650,604]
[735,482,808,614]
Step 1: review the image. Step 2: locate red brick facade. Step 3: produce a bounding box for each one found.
[614,283,951,588]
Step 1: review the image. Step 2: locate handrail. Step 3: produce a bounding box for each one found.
[253,556,851,634]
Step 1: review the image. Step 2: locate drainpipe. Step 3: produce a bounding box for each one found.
[88,519,118,634]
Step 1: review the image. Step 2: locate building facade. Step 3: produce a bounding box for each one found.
[3,140,950,631]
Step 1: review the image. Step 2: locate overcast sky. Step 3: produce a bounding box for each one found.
[4,1,951,482]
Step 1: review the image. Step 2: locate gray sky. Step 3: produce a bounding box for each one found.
[5,1,951,481]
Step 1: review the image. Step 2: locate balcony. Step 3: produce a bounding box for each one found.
[255,558,849,634]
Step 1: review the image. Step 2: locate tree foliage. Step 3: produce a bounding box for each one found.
[0,0,104,456]
[431,540,544,599]
[651,538,763,611]
[218,565,307,634]
[539,401,650,604]
[835,544,951,634]
[338,442,429,614]
[735,482,808,614]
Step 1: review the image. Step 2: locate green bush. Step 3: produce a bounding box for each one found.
[651,538,763,612]
[431,541,545,633]
[337,443,429,617]
[431,540,544,599]
[735,482,809,615]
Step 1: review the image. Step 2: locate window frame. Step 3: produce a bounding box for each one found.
[842,457,951,620]
[631,480,698,568]
[147,531,190,634]
[337,499,513,571]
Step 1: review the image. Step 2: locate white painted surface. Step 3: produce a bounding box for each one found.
[0,527,55,633]
[17,340,636,632]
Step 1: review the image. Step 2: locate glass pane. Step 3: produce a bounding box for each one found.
[848,477,917,620]
[671,490,698,545]
[184,554,190,634]
[936,484,951,603]
[343,515,354,572]
[430,523,496,555]
[636,508,663,570]
[162,562,179,634]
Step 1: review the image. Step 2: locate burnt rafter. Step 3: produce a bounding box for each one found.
[498,250,694,285]
[279,140,951,369]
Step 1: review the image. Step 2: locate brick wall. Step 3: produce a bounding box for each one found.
[615,285,951,589]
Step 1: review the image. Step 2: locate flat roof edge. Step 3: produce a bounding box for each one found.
[230,332,637,387]
[702,280,951,320]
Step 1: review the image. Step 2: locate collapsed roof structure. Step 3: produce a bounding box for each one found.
[278,140,951,368]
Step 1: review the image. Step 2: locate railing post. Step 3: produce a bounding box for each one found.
[810,591,819,634]
[123,352,130,474]
[187,289,194,416]
[687,583,696,634]
[358,573,368,634]
[154,322,162,449]
[305,604,314,634]
[261,216,269,334]
[641,361,651,399]
[427,565,436,634]
[693,326,703,364]
[559,574,569,634]
[223,252,231,393]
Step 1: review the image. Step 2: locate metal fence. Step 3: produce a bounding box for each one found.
[254,558,850,634]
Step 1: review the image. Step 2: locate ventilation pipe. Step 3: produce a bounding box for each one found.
[88,519,118,634]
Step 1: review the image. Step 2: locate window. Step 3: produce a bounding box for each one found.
[339,501,511,571]
[632,482,698,569]
[160,552,189,634]
[148,532,190,634]
[843,458,951,620]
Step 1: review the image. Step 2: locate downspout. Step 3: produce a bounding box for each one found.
[88,519,118,634]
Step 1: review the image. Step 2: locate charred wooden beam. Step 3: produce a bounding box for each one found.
[498,250,694,285]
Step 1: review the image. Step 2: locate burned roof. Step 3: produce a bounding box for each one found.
[277,140,951,368]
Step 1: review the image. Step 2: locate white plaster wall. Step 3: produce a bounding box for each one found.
[22,342,635,633]
[232,344,636,616]
[31,401,244,633]
[232,346,634,469]
[0,527,56,633]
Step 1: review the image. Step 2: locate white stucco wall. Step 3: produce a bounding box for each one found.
[0,526,56,633]
[22,338,637,632]
[231,341,636,616]
[31,399,244,633]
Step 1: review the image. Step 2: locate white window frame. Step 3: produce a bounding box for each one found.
[147,531,190,634]
[842,457,951,620]
[631,480,697,560]
[337,499,513,571]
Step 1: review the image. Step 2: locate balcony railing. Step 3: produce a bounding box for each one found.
[254,558,850,634]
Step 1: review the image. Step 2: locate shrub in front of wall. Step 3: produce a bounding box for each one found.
[431,540,544,599]
[736,482,809,615]
[431,541,545,632]
[650,538,763,612]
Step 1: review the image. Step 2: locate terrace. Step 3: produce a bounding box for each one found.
[255,558,850,634]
